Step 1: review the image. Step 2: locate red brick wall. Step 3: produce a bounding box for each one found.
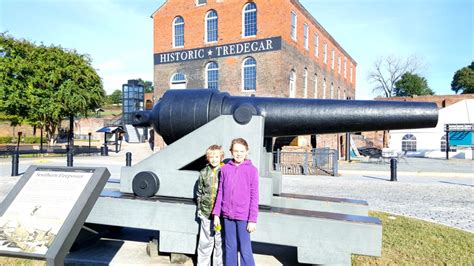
[153,0,356,95]
[375,94,474,108]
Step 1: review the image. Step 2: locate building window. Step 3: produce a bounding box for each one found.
[337,86,341,99]
[314,33,319,57]
[196,0,207,5]
[440,135,457,152]
[242,57,256,91]
[331,49,335,70]
[344,58,347,78]
[303,68,308,98]
[173,16,184,48]
[206,61,219,90]
[402,134,417,152]
[243,3,257,37]
[314,73,318,98]
[303,23,309,50]
[350,64,353,82]
[322,77,326,99]
[170,73,187,89]
[330,82,334,99]
[205,10,218,43]
[338,56,341,74]
[291,11,297,41]
[289,70,296,98]
[323,43,327,64]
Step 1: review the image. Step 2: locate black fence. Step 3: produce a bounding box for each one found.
[273,148,338,176]
[0,145,102,157]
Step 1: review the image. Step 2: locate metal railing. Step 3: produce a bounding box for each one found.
[273,148,338,176]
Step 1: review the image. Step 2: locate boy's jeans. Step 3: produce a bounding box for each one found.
[197,215,223,266]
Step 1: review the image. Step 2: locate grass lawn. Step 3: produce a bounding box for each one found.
[353,211,473,265]
[1,211,472,265]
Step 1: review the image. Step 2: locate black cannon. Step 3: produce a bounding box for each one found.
[133,89,438,144]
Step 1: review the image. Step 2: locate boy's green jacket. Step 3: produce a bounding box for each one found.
[196,164,221,218]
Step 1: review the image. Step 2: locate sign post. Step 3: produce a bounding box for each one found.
[0,166,110,265]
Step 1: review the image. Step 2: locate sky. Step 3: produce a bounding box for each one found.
[0,0,472,99]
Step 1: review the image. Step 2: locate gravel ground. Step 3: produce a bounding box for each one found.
[282,173,473,232]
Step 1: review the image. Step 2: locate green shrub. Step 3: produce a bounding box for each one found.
[0,136,13,144]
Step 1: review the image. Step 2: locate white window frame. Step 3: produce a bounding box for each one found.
[173,16,185,48]
[170,73,187,89]
[205,61,219,90]
[344,58,347,78]
[289,70,296,98]
[303,68,308,98]
[323,42,327,64]
[314,73,318,98]
[322,77,326,99]
[242,57,257,91]
[314,33,319,57]
[291,11,297,41]
[337,86,341,99]
[331,49,335,70]
[196,0,207,6]
[242,3,257,38]
[402,134,417,152]
[338,56,341,74]
[205,10,218,43]
[350,64,353,83]
[303,23,309,50]
[330,82,334,99]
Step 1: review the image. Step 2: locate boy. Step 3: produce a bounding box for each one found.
[196,145,224,266]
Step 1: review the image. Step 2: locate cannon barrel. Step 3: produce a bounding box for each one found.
[133,89,438,144]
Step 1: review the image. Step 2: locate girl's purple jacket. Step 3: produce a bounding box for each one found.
[212,159,259,223]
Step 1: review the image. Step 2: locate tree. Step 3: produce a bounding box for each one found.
[393,73,434,96]
[137,78,154,93]
[451,62,474,94]
[0,33,105,143]
[368,55,424,97]
[108,89,122,104]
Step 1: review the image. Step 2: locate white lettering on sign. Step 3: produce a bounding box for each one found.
[154,37,281,64]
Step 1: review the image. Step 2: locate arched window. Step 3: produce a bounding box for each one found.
[170,73,187,89]
[313,73,318,98]
[322,77,327,99]
[173,16,184,47]
[303,68,308,98]
[330,82,334,99]
[289,70,296,98]
[205,10,218,43]
[242,57,256,91]
[402,134,417,152]
[440,135,456,152]
[242,3,257,37]
[206,61,219,90]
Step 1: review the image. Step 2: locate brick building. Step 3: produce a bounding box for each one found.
[151,0,357,151]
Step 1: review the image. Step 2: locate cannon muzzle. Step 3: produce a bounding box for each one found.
[133,89,438,144]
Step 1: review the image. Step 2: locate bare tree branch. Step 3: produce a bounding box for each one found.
[367,55,424,98]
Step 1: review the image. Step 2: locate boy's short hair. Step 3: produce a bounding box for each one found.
[206,144,224,159]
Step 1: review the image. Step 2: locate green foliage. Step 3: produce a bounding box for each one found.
[393,72,434,96]
[451,62,474,94]
[0,136,13,144]
[0,33,105,142]
[137,78,154,93]
[108,89,122,104]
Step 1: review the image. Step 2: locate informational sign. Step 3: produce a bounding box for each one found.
[154,36,282,65]
[0,166,109,265]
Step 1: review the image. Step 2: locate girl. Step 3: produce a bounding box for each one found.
[212,138,259,266]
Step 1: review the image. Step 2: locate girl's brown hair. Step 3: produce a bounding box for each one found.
[229,138,249,151]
